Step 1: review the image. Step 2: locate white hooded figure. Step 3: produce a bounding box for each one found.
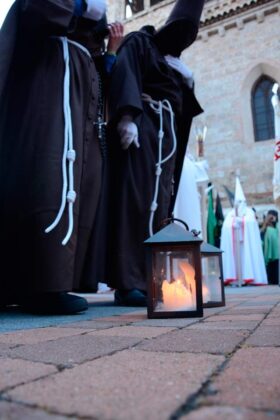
[174,154,209,235]
[220,177,267,285]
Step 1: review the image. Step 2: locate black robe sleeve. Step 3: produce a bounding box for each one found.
[108,32,150,124]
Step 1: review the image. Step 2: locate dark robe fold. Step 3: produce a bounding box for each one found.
[0,0,105,298]
[107,26,203,292]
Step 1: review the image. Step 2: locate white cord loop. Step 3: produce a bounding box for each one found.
[67,149,76,162]
[45,37,78,245]
[142,94,177,237]
[67,190,77,203]
[155,166,162,176]
[150,202,158,212]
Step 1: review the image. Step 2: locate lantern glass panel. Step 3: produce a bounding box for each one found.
[152,248,197,312]
[202,255,222,303]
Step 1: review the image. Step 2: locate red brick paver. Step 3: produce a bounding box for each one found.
[205,347,280,411]
[0,327,90,345]
[136,328,249,354]
[0,401,69,420]
[88,325,176,338]
[182,406,279,419]
[0,358,56,391]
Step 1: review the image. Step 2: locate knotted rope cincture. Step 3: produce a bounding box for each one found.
[142,95,177,237]
[45,37,90,245]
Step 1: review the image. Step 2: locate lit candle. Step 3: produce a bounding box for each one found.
[202,283,211,303]
[161,261,196,311]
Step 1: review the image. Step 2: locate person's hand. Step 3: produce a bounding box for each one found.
[84,0,107,21]
[117,115,140,150]
[107,22,124,54]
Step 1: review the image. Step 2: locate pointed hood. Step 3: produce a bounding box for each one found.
[234,176,246,206]
[234,177,247,216]
[154,0,205,56]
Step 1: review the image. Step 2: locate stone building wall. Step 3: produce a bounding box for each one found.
[107,0,280,211]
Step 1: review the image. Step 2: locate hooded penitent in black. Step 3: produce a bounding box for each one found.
[0,0,108,301]
[107,0,205,294]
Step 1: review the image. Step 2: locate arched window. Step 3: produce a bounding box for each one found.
[251,76,277,141]
[125,0,144,18]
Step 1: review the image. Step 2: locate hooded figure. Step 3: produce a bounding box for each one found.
[221,177,268,286]
[0,0,111,314]
[154,0,205,56]
[107,0,205,306]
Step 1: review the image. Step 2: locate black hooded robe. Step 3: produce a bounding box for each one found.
[0,0,105,299]
[107,26,203,292]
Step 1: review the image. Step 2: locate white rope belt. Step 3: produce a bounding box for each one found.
[142,94,177,236]
[45,37,90,245]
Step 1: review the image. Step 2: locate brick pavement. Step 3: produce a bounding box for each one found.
[0,286,279,420]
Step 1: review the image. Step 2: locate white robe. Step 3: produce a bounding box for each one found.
[221,207,267,285]
[174,155,208,234]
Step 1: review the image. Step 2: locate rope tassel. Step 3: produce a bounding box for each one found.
[142,96,177,237]
[45,37,77,246]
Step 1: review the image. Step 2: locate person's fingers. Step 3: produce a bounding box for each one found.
[121,135,139,150]
[110,22,123,35]
[109,25,117,38]
[114,28,121,38]
[109,24,117,38]
[115,22,124,37]
[133,136,140,148]
[108,22,124,39]
[119,128,133,138]
[121,135,133,150]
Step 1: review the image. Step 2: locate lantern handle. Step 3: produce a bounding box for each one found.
[161,217,189,230]
[161,217,201,237]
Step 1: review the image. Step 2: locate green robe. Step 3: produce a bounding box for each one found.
[263,226,279,265]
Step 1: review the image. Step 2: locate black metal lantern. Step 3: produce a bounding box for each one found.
[144,219,203,319]
[201,243,226,308]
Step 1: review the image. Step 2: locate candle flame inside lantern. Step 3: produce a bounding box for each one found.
[161,261,196,311]
[202,283,211,303]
